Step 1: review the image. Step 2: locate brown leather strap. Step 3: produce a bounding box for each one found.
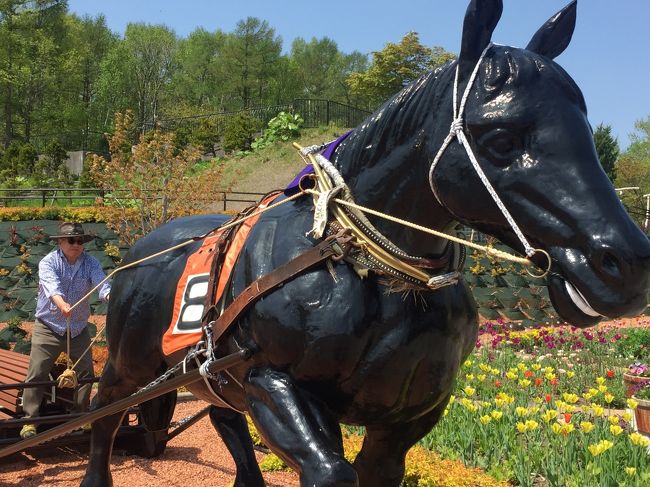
[209,232,350,347]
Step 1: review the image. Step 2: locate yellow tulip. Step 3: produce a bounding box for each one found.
[609,424,623,436]
[519,379,531,388]
[588,440,613,456]
[604,393,614,404]
[588,388,600,396]
[566,370,575,379]
[490,410,503,421]
[596,376,606,385]
[622,411,633,422]
[624,467,636,477]
[626,398,638,410]
[580,421,594,433]
[477,374,486,382]
[608,415,620,425]
[562,423,575,435]
[551,423,563,435]
[516,421,528,433]
[532,364,541,371]
[466,374,475,382]
[562,393,579,404]
[463,386,475,397]
[598,385,608,394]
[515,406,529,417]
[591,404,605,417]
[479,415,491,425]
[448,395,456,405]
[506,371,517,380]
[629,432,650,447]
[542,410,559,423]
[525,420,539,431]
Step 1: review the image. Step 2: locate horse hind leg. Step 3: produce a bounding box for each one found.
[244,367,357,487]
[209,406,265,487]
[80,360,138,487]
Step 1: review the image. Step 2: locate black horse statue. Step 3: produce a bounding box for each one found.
[81,1,650,486]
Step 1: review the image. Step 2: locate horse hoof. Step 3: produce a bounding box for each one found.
[301,457,358,487]
[80,473,112,487]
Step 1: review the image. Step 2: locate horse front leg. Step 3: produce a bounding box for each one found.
[209,406,265,487]
[353,395,450,487]
[80,360,137,487]
[244,367,358,487]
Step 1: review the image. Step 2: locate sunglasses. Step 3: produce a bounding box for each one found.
[66,237,85,245]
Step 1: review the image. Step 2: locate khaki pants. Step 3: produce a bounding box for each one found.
[22,321,94,418]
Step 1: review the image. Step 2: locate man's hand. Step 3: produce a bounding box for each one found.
[52,295,72,318]
[59,302,72,318]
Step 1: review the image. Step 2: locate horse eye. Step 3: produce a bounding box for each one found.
[477,128,520,166]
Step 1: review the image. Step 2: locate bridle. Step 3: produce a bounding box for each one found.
[428,43,550,275]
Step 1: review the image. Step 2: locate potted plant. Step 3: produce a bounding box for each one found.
[623,361,650,398]
[631,382,650,436]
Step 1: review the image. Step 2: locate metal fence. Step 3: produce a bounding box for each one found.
[152,98,371,133]
[0,188,266,212]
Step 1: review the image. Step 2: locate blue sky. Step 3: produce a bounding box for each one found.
[67,0,649,150]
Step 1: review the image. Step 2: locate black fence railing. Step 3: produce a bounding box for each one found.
[292,99,371,128]
[150,98,371,133]
[0,188,266,212]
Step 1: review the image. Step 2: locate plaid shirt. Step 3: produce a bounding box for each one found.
[35,248,111,337]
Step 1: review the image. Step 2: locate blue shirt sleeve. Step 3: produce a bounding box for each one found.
[87,255,111,302]
[38,254,64,300]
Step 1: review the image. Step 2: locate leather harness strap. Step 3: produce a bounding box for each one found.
[207,230,353,348]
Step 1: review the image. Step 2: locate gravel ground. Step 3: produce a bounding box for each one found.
[0,399,299,487]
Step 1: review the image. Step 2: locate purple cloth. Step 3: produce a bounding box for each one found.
[284,131,352,195]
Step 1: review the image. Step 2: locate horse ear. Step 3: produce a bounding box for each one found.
[525,1,577,59]
[458,0,502,79]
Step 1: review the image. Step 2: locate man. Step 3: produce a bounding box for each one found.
[20,222,111,439]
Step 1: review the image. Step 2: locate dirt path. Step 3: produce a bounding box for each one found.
[0,399,300,487]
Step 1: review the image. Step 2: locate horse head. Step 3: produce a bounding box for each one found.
[428,0,650,326]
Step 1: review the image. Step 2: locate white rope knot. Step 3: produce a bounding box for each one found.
[450,118,464,140]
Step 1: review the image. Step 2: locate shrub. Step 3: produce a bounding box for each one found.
[615,328,650,360]
[222,112,261,153]
[251,112,303,151]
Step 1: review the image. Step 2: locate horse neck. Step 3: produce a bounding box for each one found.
[332,65,458,257]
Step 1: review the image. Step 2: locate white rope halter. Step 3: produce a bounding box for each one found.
[428,43,537,258]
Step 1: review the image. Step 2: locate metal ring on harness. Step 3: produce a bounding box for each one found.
[298,173,317,193]
[525,248,552,279]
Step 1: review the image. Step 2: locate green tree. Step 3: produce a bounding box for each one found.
[593,123,619,183]
[347,32,455,108]
[32,140,66,185]
[219,17,282,109]
[95,23,178,132]
[614,117,650,229]
[290,37,341,98]
[0,1,68,147]
[171,28,226,110]
[60,14,117,151]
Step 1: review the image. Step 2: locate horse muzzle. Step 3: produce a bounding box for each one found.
[546,240,650,327]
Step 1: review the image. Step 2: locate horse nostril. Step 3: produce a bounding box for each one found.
[594,248,627,283]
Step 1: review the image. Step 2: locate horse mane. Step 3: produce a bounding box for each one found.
[335,62,457,177]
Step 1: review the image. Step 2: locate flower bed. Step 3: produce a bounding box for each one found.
[421,320,650,486]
